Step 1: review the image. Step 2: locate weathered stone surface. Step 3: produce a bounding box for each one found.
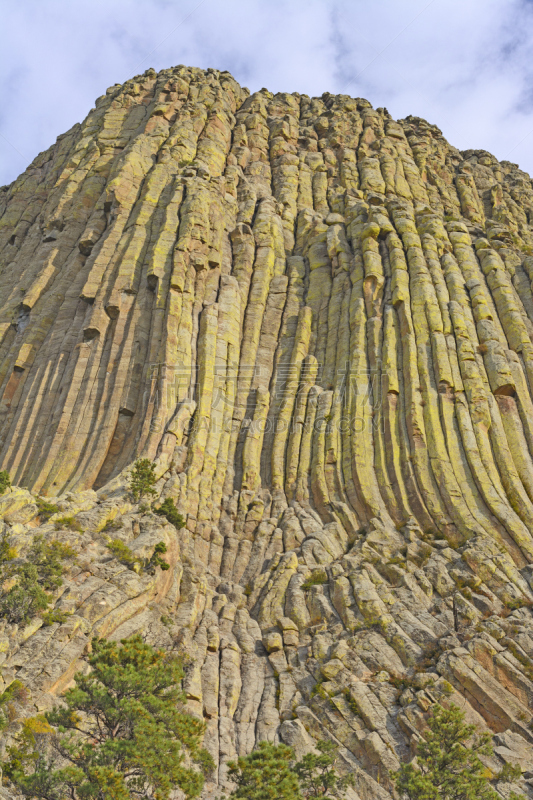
[1,65,533,798]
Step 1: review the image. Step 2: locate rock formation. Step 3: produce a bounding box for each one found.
[1,64,533,796]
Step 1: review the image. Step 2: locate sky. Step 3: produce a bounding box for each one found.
[2,0,533,186]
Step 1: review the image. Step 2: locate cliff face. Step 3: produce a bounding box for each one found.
[1,64,533,796]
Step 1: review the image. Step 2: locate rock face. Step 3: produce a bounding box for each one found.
[1,65,533,796]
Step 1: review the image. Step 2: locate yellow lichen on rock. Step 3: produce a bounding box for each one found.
[2,65,533,799]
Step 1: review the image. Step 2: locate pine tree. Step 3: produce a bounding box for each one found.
[155,497,185,529]
[228,741,302,800]
[294,740,354,799]
[394,704,501,800]
[0,535,76,625]
[6,635,213,799]
[129,458,157,503]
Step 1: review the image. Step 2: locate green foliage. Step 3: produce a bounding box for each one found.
[54,515,83,532]
[5,635,213,800]
[129,459,157,503]
[342,688,362,717]
[496,763,522,782]
[155,497,185,529]
[310,679,327,700]
[42,609,72,627]
[35,498,60,522]
[505,597,533,611]
[228,741,302,800]
[393,704,508,800]
[0,532,17,565]
[102,516,122,532]
[294,740,355,799]
[388,673,413,692]
[106,538,169,574]
[147,541,170,572]
[26,537,77,591]
[301,572,328,591]
[0,469,11,495]
[228,740,353,800]
[106,538,140,570]
[0,575,50,626]
[0,680,30,731]
[0,535,76,625]
[0,680,29,707]
[6,715,54,774]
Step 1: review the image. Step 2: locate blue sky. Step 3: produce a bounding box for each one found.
[2,0,533,185]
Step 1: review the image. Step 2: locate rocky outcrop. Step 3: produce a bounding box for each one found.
[1,65,533,797]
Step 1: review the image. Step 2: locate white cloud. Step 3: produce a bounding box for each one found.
[2,0,533,185]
